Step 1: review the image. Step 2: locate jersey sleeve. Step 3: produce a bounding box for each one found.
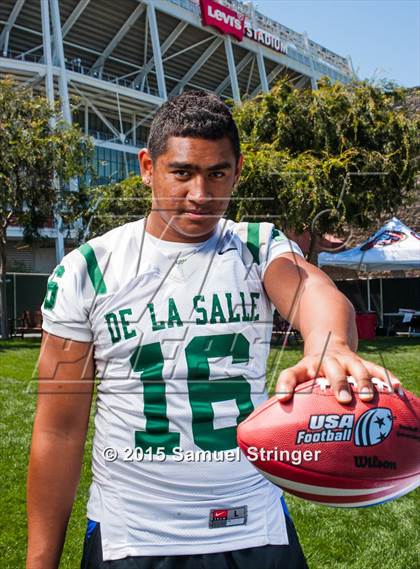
[41,250,93,342]
[231,221,305,281]
[259,225,305,280]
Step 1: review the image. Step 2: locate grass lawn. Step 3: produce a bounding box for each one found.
[0,337,419,568]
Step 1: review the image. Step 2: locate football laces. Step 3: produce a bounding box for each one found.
[371,377,393,392]
[315,376,393,393]
[316,377,330,391]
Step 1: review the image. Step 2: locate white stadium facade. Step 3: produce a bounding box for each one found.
[1,0,354,273]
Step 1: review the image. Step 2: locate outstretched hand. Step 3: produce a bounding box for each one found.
[276,345,401,404]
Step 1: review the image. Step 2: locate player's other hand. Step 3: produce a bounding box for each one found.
[275,345,401,404]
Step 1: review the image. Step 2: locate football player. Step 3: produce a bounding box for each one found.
[27,91,400,569]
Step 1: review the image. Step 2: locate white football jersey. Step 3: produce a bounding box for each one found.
[41,217,304,561]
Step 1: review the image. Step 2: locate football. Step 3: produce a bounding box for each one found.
[237,377,420,507]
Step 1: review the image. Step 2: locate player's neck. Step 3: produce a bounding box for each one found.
[145,213,218,243]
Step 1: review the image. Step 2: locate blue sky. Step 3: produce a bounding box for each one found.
[255,0,420,87]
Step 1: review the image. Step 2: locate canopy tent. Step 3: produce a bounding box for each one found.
[318,217,420,324]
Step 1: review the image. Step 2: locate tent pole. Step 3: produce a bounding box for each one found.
[367,275,371,312]
[379,277,383,328]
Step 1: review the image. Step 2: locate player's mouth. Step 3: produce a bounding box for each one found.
[183,209,212,220]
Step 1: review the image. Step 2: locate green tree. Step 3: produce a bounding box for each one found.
[228,78,419,260]
[68,79,418,265]
[66,175,151,242]
[0,77,93,339]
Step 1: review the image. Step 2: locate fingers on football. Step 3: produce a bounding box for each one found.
[344,357,373,401]
[361,360,401,392]
[321,356,352,404]
[276,362,309,401]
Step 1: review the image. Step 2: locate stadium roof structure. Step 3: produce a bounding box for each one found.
[0,0,356,268]
[0,0,354,138]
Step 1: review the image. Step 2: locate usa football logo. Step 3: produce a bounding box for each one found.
[354,408,393,447]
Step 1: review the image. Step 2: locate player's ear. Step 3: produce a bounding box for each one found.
[235,154,244,176]
[139,147,152,186]
[234,153,244,185]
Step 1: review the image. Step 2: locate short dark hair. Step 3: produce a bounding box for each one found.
[147,90,241,163]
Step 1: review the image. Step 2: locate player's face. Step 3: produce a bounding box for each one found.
[139,136,243,242]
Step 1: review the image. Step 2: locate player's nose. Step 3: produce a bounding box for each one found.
[186,177,213,206]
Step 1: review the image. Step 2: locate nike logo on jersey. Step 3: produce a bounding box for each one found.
[209,506,247,528]
[217,247,236,255]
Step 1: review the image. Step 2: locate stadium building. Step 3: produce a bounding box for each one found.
[1,0,354,276]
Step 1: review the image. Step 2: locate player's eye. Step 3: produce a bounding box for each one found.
[173,170,191,178]
[210,171,225,179]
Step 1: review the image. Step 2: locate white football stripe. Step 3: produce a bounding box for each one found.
[321,477,420,507]
[258,469,394,496]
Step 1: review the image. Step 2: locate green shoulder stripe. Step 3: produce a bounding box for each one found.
[78,243,107,294]
[271,227,286,242]
[246,222,260,264]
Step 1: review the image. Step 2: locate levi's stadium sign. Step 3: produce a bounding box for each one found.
[244,25,288,55]
[199,0,287,55]
[199,0,245,41]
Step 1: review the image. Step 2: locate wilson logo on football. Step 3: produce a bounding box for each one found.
[354,456,397,469]
[354,408,393,447]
